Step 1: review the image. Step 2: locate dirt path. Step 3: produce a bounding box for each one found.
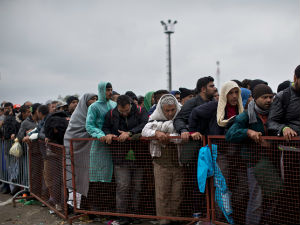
[0,193,210,225]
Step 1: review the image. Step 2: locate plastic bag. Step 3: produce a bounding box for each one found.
[9,138,23,158]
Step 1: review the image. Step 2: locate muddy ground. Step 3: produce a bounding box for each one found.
[0,193,210,225]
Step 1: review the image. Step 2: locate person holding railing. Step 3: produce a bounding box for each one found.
[267,64,300,224]
[189,81,245,223]
[226,84,274,225]
[0,102,20,194]
[142,94,182,225]
[174,76,216,141]
[85,82,117,211]
[102,95,148,224]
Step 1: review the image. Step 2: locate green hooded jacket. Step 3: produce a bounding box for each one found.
[86,82,117,182]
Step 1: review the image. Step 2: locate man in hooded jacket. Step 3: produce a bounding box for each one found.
[189,81,246,223]
[86,82,116,210]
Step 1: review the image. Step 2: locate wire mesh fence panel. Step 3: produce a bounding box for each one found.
[0,139,29,190]
[70,138,210,222]
[208,136,300,225]
[29,140,67,219]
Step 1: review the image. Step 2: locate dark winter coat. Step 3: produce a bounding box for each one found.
[2,114,18,140]
[174,95,209,134]
[44,111,69,145]
[226,111,265,142]
[102,104,148,136]
[102,104,148,166]
[189,101,224,135]
[267,86,300,136]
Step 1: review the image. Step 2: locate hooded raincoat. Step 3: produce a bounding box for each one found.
[86,82,117,182]
[64,93,97,196]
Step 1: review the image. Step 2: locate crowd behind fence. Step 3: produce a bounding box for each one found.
[1,136,300,225]
[0,140,29,189]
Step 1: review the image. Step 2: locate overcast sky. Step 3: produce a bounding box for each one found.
[0,0,299,104]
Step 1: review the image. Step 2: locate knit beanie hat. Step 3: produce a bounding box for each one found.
[250,79,268,92]
[252,84,273,100]
[179,88,194,99]
[66,96,79,105]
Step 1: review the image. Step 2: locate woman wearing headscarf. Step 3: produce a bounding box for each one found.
[64,93,97,207]
[142,94,182,225]
[144,91,154,112]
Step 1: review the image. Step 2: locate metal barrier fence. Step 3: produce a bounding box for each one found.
[28,140,68,220]
[5,135,300,225]
[0,139,29,190]
[69,137,210,224]
[208,135,300,225]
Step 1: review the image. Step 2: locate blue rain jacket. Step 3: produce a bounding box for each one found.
[197,145,213,193]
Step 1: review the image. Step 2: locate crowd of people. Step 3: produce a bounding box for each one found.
[0,64,300,225]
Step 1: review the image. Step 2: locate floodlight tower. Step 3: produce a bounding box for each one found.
[216,61,220,90]
[161,20,177,91]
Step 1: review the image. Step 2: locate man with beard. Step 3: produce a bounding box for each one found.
[86,82,116,211]
[226,84,274,225]
[174,76,216,141]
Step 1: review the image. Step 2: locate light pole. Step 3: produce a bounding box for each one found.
[161,20,177,91]
[216,61,220,90]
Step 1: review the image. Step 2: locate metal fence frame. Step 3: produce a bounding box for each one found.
[0,139,30,189]
[207,135,300,225]
[4,135,300,224]
[69,137,210,224]
[27,140,69,220]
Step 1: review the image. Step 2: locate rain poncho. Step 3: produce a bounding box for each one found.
[86,82,116,182]
[64,93,97,196]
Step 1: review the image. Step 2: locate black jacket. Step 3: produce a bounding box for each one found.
[267,86,300,136]
[102,104,148,166]
[189,101,224,135]
[44,111,69,145]
[102,104,148,136]
[1,114,18,140]
[174,95,209,134]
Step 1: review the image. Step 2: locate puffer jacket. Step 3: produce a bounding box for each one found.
[267,86,300,136]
